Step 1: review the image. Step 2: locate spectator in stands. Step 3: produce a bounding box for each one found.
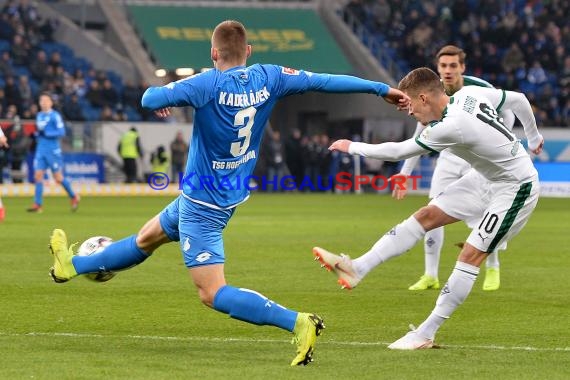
[4,77,22,108]
[527,60,548,85]
[5,115,30,183]
[71,70,87,98]
[0,50,14,77]
[343,0,569,125]
[3,104,19,120]
[52,65,67,94]
[122,80,141,109]
[39,17,58,42]
[29,49,48,82]
[369,0,391,29]
[62,94,85,121]
[48,50,62,72]
[18,74,32,110]
[501,42,525,74]
[114,104,128,122]
[344,0,367,24]
[21,102,37,119]
[10,33,29,66]
[101,78,119,107]
[100,105,117,121]
[86,80,104,108]
[0,13,15,41]
[562,99,570,126]
[0,88,6,110]
[559,56,570,89]
[169,130,187,183]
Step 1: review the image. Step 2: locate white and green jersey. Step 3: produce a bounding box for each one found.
[415,86,539,183]
[400,75,515,176]
[349,86,542,184]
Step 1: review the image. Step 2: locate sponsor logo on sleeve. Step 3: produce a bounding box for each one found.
[281,67,300,75]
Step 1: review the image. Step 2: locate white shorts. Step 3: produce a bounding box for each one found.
[430,170,539,253]
[429,151,472,198]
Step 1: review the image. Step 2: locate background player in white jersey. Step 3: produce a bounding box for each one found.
[316,67,543,349]
[396,45,516,292]
[47,20,409,365]
[0,126,8,221]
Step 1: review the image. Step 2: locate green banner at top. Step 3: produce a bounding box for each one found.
[128,6,352,74]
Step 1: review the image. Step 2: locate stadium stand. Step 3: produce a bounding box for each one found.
[341,0,570,127]
[0,0,148,122]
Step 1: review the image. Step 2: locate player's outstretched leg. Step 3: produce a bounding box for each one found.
[290,313,326,366]
[49,229,78,283]
[212,284,325,365]
[313,247,362,289]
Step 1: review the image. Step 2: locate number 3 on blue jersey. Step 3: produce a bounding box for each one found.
[231,106,256,157]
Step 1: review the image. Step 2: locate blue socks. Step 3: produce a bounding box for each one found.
[213,285,298,331]
[33,179,75,205]
[61,179,76,198]
[72,235,149,274]
[34,182,43,205]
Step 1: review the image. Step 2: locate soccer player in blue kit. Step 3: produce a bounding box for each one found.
[28,92,80,213]
[48,20,409,365]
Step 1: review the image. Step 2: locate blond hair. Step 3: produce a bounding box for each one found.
[398,67,445,96]
[212,20,248,63]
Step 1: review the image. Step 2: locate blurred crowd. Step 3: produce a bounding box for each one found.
[0,0,153,123]
[344,0,570,126]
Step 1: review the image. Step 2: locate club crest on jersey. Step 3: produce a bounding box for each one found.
[282,67,300,75]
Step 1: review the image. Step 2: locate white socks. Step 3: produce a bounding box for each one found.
[485,250,500,269]
[416,261,479,340]
[352,216,426,278]
[424,226,444,278]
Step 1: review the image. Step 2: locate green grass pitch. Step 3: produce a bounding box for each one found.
[0,194,569,379]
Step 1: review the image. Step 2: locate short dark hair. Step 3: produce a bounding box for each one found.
[435,45,466,66]
[212,20,248,62]
[398,67,445,96]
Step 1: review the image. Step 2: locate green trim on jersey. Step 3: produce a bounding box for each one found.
[496,89,506,112]
[449,96,455,104]
[487,182,533,253]
[463,75,494,88]
[415,135,439,154]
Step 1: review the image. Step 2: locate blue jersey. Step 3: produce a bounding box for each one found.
[142,64,389,208]
[35,110,65,154]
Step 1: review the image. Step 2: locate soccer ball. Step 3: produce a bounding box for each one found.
[76,236,116,282]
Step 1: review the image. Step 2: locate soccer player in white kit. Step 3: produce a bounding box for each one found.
[396,45,516,292]
[316,67,544,349]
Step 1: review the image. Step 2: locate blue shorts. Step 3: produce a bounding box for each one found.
[34,150,64,172]
[159,196,181,242]
[178,196,235,268]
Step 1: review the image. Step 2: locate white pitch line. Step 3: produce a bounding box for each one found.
[1,332,569,352]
